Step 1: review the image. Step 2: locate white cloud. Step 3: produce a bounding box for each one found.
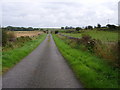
[1,0,119,27]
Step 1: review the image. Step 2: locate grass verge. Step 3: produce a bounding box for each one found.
[2,34,46,73]
[53,34,119,88]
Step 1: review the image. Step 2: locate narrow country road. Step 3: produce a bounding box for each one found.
[2,34,83,88]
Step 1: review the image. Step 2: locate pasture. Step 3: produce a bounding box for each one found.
[58,30,119,66]
[61,30,118,42]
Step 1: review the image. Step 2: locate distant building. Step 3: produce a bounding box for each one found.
[118,1,120,25]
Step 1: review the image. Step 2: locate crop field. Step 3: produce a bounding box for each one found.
[8,31,44,37]
[61,30,118,42]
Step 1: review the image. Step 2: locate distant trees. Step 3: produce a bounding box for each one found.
[28,27,33,31]
[88,26,93,29]
[40,29,43,31]
[61,27,64,29]
[2,26,41,31]
[33,28,39,30]
[97,24,101,28]
[106,24,117,30]
[85,26,93,30]
[63,24,119,31]
[55,31,59,34]
[65,26,74,29]
[65,26,70,29]
[6,26,11,31]
[2,24,119,33]
[76,27,81,31]
[85,25,93,30]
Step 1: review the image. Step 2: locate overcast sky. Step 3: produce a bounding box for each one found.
[1,0,119,28]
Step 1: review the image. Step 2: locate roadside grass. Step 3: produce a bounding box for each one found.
[62,30,118,42]
[60,30,119,67]
[2,34,46,73]
[53,34,119,88]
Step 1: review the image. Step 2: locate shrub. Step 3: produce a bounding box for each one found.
[81,34,91,43]
[2,30,8,46]
[7,32,16,42]
[55,31,59,34]
[76,27,81,31]
[8,32,16,38]
[17,36,31,42]
[80,34,96,52]
[58,34,119,67]
[94,41,119,67]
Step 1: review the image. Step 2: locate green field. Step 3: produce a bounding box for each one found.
[2,34,46,73]
[53,34,118,88]
[61,30,118,42]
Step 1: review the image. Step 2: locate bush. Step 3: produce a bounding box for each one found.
[81,34,91,44]
[2,30,16,47]
[55,31,59,34]
[17,36,31,42]
[8,32,16,38]
[7,31,16,42]
[80,34,96,52]
[2,30,8,46]
[94,41,119,67]
[76,27,81,31]
[58,34,119,67]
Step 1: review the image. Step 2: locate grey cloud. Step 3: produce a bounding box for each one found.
[2,0,119,27]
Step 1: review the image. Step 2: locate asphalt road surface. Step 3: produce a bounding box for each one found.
[2,34,83,88]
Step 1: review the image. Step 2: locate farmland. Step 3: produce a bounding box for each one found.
[57,29,119,64]
[1,26,119,88]
[2,30,46,73]
[13,31,44,37]
[52,28,119,88]
[53,34,119,88]
[61,30,119,42]
[1,0,119,88]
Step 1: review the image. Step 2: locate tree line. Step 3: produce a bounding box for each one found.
[61,24,120,31]
[2,26,40,31]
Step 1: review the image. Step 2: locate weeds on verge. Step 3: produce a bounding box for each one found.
[58,34,119,68]
[53,35,119,88]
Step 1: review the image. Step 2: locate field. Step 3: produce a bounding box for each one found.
[53,34,119,88]
[2,28,119,88]
[2,31,46,73]
[61,30,118,42]
[8,31,43,37]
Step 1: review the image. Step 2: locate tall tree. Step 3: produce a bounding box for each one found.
[97,24,101,28]
[76,27,81,31]
[61,27,64,29]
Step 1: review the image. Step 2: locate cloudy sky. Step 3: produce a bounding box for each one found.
[1,0,119,28]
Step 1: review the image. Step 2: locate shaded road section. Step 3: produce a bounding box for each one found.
[2,34,83,88]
